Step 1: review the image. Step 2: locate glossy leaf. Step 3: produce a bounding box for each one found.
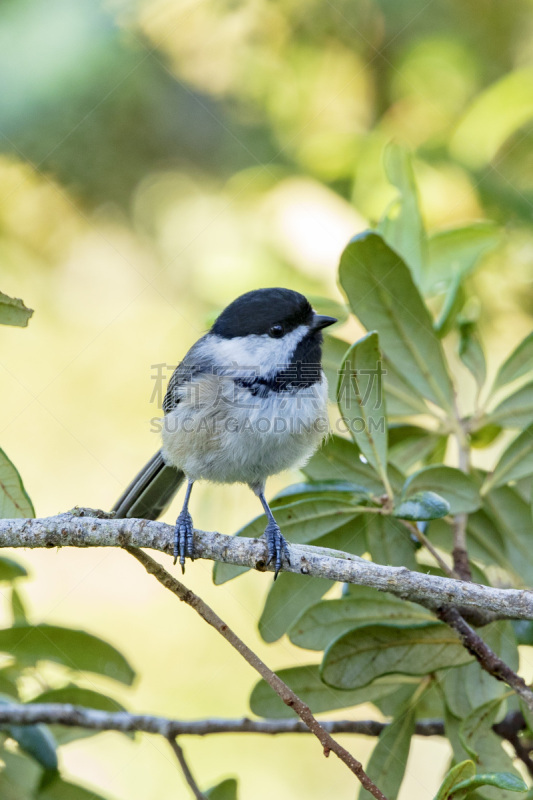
[433,760,476,800]
[460,697,504,760]
[393,490,450,521]
[483,486,533,587]
[339,231,455,412]
[459,322,486,390]
[321,623,471,690]
[205,779,238,800]
[249,666,402,719]
[402,465,481,514]
[482,424,533,493]
[494,331,533,390]
[337,332,389,488]
[451,773,527,798]
[487,381,533,428]
[289,589,433,651]
[358,704,416,800]
[0,291,33,327]
[0,625,135,684]
[0,449,34,519]
[388,426,447,472]
[258,573,334,643]
[382,356,430,416]
[377,143,426,285]
[302,434,384,495]
[367,515,418,569]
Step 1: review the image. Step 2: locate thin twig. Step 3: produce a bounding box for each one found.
[2,514,533,620]
[400,520,458,578]
[0,704,445,737]
[124,546,389,800]
[437,606,533,712]
[167,737,206,800]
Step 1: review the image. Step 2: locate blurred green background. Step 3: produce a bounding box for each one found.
[2,0,533,797]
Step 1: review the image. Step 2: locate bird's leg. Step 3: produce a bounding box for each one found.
[256,489,291,579]
[173,480,195,571]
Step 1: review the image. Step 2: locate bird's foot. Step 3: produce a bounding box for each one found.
[263,521,290,580]
[173,510,194,572]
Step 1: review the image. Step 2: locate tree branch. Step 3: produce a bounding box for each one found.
[0,704,444,737]
[437,606,533,712]
[167,737,206,800]
[1,513,533,620]
[125,545,389,800]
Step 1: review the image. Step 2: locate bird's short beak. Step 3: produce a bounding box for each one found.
[311,314,337,331]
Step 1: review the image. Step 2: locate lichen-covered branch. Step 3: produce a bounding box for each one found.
[1,512,533,620]
[0,704,444,737]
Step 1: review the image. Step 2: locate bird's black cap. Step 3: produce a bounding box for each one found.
[211,288,315,338]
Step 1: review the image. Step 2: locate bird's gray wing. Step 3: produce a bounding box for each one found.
[112,450,185,520]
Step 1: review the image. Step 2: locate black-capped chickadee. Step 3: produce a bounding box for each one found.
[113,288,336,577]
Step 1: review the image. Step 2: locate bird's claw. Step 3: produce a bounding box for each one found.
[263,521,290,579]
[173,510,194,571]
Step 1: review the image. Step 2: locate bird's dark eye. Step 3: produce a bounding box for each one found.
[269,324,284,338]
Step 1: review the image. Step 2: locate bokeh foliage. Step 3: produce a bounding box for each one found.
[3,0,533,798]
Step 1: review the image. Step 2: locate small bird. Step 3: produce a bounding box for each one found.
[113,288,336,577]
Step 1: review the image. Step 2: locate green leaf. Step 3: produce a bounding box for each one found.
[249,666,403,719]
[29,686,129,745]
[393,490,450,521]
[487,382,533,428]
[0,557,27,583]
[451,66,533,168]
[6,724,57,772]
[470,423,502,449]
[425,222,501,296]
[258,573,334,644]
[388,426,447,472]
[37,775,108,800]
[459,322,486,390]
[322,335,350,402]
[11,588,28,626]
[271,481,367,507]
[382,356,431,416]
[451,773,527,799]
[367,516,418,569]
[0,625,135,685]
[482,424,533,493]
[0,449,35,519]
[205,778,238,800]
[433,760,476,800]
[494,331,533,390]
[339,231,455,412]
[358,704,416,800]
[302,434,385,494]
[378,143,426,285]
[0,698,57,771]
[0,750,41,799]
[337,332,390,490]
[289,589,433,651]
[434,272,466,337]
[442,622,518,720]
[460,697,504,760]
[483,486,533,587]
[402,466,481,514]
[321,623,472,690]
[0,291,33,328]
